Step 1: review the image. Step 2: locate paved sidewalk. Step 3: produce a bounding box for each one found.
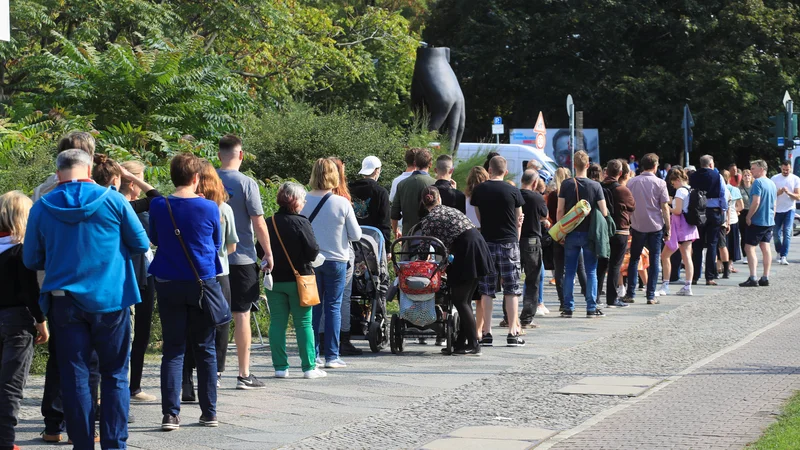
[548,307,800,450]
[11,241,800,449]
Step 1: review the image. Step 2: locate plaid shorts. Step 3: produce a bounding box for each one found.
[479,242,523,297]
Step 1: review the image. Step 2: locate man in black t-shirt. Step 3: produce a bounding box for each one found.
[556,151,608,318]
[433,155,467,213]
[518,170,549,326]
[470,156,525,347]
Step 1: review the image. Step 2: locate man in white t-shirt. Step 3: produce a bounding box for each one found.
[771,160,800,265]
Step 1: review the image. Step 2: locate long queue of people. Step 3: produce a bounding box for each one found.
[0,130,797,449]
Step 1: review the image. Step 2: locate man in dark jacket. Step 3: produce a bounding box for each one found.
[349,156,391,247]
[433,154,466,213]
[688,154,728,285]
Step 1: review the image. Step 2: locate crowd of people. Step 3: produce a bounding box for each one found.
[0,131,797,449]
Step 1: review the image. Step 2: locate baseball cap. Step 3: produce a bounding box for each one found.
[359,156,382,175]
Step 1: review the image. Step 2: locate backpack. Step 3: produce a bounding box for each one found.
[601,181,619,219]
[685,187,708,226]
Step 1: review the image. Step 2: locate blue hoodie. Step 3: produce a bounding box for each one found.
[23,181,150,315]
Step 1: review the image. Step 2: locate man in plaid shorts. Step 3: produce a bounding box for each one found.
[470,156,526,347]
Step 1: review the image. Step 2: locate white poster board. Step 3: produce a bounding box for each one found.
[510,128,601,167]
[1,0,9,42]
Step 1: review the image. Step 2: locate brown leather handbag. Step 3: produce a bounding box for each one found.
[271,216,321,307]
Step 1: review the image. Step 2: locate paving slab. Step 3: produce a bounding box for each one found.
[421,437,534,450]
[571,376,662,387]
[555,384,650,396]
[448,425,556,440]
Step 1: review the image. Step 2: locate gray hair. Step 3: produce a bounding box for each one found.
[699,155,714,168]
[527,159,542,170]
[521,169,539,187]
[750,159,768,171]
[56,149,93,171]
[277,181,307,211]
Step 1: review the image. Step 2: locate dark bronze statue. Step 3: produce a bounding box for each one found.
[411,46,465,153]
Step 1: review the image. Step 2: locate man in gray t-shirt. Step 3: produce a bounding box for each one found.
[216,134,273,390]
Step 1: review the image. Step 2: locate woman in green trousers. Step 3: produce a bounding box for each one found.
[265,182,327,379]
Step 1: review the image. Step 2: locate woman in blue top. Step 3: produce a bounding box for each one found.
[148,153,222,431]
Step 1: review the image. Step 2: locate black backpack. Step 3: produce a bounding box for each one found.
[601,181,619,219]
[685,187,708,226]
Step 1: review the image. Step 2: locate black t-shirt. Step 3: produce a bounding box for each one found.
[434,179,467,213]
[559,177,604,233]
[470,180,525,243]
[520,189,548,239]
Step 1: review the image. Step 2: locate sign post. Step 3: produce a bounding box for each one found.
[566,95,575,174]
[492,116,504,144]
[1,0,9,42]
[682,104,694,167]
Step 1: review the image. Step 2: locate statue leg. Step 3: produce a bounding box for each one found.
[428,102,453,131]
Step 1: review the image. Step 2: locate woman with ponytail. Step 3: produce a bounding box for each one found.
[418,186,493,356]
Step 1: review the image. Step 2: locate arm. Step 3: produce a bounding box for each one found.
[120,200,150,255]
[128,189,162,214]
[557,197,566,221]
[671,197,683,215]
[299,221,321,263]
[661,202,671,236]
[516,206,523,240]
[377,188,392,237]
[746,195,761,226]
[344,204,363,242]
[788,186,800,202]
[22,208,46,271]
[735,198,744,213]
[597,199,608,217]
[121,166,157,196]
[391,191,402,238]
[252,216,273,270]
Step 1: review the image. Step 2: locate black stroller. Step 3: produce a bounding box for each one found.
[348,226,391,352]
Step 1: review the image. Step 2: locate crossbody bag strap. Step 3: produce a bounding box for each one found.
[164,197,203,285]
[271,216,301,276]
[308,192,332,223]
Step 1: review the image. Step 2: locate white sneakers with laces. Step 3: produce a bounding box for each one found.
[780,256,789,265]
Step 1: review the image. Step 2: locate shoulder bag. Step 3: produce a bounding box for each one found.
[164,197,232,327]
[271,216,321,307]
[548,178,592,244]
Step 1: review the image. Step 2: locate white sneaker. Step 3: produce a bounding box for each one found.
[304,368,328,379]
[274,369,288,378]
[656,288,668,297]
[780,257,789,265]
[324,358,347,369]
[616,286,626,298]
[536,304,550,316]
[315,356,324,366]
[676,286,693,296]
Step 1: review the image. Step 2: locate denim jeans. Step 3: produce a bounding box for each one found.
[313,260,347,361]
[774,209,795,258]
[0,307,36,448]
[49,295,131,450]
[519,237,543,324]
[155,280,217,419]
[626,228,664,300]
[692,208,723,281]
[564,232,599,313]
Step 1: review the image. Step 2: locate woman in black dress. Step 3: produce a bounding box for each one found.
[418,186,493,355]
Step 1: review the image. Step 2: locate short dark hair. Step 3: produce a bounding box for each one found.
[219,134,243,153]
[58,131,95,157]
[640,153,659,171]
[414,148,433,170]
[483,151,500,170]
[436,154,453,174]
[170,153,202,187]
[405,148,421,167]
[782,159,792,166]
[606,159,623,178]
[587,163,602,181]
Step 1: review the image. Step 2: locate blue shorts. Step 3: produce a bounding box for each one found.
[478,242,522,297]
[745,225,773,247]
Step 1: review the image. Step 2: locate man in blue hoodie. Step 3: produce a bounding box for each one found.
[23,149,149,449]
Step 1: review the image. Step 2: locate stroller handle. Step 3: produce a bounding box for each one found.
[390,236,449,268]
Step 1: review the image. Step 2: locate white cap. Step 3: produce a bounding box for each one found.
[359,156,382,175]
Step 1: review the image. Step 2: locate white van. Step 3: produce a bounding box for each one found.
[454,143,559,184]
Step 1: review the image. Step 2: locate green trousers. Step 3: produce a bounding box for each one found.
[267,281,316,372]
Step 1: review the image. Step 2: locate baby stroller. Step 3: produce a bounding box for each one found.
[389,236,458,355]
[349,226,391,353]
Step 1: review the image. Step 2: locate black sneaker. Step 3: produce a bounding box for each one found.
[506,334,525,347]
[739,278,759,287]
[607,300,629,308]
[236,374,266,390]
[161,414,180,431]
[621,295,635,303]
[587,309,606,318]
[560,310,573,318]
[758,277,770,287]
[199,414,218,427]
[479,333,493,347]
[454,344,482,356]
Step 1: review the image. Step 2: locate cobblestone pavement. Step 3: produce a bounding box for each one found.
[547,305,800,450]
[11,243,800,449]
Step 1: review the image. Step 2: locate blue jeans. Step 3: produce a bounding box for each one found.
[564,232,599,313]
[313,261,347,361]
[692,208,723,281]
[49,295,131,450]
[774,209,795,258]
[626,229,664,300]
[155,280,217,419]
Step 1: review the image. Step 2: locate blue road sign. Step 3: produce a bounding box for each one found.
[778,137,786,147]
[493,117,502,125]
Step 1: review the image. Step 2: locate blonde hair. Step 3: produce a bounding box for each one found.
[119,160,145,197]
[554,167,572,194]
[721,169,731,184]
[309,158,340,191]
[0,191,33,244]
[741,169,753,188]
[465,166,489,198]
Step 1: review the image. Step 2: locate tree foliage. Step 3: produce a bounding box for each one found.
[425,0,800,165]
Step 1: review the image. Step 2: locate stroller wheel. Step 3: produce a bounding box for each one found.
[446,315,456,354]
[368,321,382,353]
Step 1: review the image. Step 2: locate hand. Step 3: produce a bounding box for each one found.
[120,166,136,181]
[34,322,49,344]
[395,229,402,240]
[450,180,457,189]
[544,219,552,228]
[261,255,274,272]
[518,213,525,227]
[746,217,752,226]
